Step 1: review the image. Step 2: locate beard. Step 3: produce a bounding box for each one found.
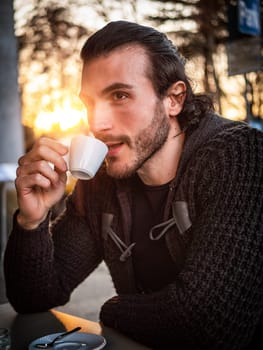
[105,100,171,179]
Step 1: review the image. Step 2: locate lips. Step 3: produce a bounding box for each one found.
[106,141,124,157]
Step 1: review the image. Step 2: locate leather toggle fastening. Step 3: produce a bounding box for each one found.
[102,213,136,262]
[102,201,191,262]
[149,201,192,240]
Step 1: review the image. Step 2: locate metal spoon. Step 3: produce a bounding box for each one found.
[35,327,82,349]
[52,342,88,349]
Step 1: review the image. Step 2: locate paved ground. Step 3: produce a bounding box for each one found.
[55,262,115,321]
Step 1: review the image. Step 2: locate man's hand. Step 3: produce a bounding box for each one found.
[15,137,69,230]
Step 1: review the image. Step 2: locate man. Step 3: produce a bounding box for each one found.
[4,21,263,349]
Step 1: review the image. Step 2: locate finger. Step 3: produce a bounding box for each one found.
[15,172,52,193]
[19,138,69,171]
[36,137,69,155]
[17,160,64,187]
[54,167,68,187]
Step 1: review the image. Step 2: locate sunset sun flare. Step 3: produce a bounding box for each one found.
[33,97,88,137]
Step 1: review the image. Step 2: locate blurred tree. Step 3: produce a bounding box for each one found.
[75,0,140,22]
[148,0,263,122]
[16,1,90,131]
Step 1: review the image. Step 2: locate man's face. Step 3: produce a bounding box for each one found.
[79,45,171,179]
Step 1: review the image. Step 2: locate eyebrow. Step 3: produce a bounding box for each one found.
[101,82,134,96]
[79,82,134,102]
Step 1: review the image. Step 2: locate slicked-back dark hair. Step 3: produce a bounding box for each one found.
[81,20,214,130]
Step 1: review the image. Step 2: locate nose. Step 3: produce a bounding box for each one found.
[88,102,113,134]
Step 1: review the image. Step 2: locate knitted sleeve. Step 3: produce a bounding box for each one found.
[4,181,103,313]
[100,125,263,349]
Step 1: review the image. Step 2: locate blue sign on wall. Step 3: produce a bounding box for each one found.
[238,0,261,36]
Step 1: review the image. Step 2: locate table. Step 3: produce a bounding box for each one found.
[0,303,151,350]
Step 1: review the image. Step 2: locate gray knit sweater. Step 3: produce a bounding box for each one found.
[4,114,263,349]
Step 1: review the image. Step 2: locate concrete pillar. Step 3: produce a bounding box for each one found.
[0,0,24,163]
[0,0,24,303]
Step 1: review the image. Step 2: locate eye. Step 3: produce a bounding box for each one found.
[112,91,129,101]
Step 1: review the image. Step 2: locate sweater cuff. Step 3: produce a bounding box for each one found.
[13,209,51,235]
[100,295,120,328]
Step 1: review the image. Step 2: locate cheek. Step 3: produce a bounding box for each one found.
[115,106,142,130]
[119,99,156,128]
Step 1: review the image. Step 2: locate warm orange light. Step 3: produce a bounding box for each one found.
[223,108,241,121]
[33,99,88,137]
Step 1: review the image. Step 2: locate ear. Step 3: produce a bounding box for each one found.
[164,81,186,117]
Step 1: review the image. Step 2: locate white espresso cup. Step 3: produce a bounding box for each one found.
[65,135,108,180]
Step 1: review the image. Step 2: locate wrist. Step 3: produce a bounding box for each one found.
[16,212,48,230]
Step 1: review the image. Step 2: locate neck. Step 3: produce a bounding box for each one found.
[137,131,185,186]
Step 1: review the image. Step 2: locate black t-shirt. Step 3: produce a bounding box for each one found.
[131,175,179,293]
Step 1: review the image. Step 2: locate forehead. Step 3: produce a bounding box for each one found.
[81,45,151,88]
[87,43,149,66]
